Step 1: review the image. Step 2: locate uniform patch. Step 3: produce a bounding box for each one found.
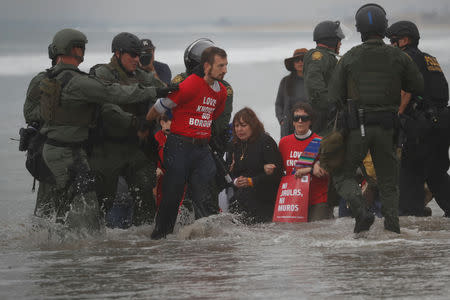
[312,51,323,61]
[171,74,184,84]
[226,85,233,97]
[424,55,443,72]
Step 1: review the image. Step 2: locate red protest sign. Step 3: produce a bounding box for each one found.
[272,174,309,223]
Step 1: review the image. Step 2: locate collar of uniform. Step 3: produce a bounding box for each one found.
[53,62,80,73]
[364,38,385,45]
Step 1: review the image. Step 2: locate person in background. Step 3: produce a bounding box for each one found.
[139,38,172,85]
[303,20,344,136]
[229,107,283,224]
[279,102,332,221]
[275,48,308,138]
[386,20,450,217]
[153,113,172,209]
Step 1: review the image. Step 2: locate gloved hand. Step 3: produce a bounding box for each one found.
[156,84,179,98]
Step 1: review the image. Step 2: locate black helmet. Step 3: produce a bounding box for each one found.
[51,28,87,57]
[386,21,420,41]
[355,3,388,37]
[112,32,142,54]
[313,21,345,42]
[184,38,214,72]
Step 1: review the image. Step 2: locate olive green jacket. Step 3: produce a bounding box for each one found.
[303,46,338,111]
[92,56,164,138]
[172,72,233,145]
[40,63,157,143]
[24,71,47,125]
[328,39,424,113]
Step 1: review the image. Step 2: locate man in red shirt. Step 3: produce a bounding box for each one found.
[146,47,228,239]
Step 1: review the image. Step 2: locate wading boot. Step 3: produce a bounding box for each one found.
[354,210,375,233]
[384,215,400,233]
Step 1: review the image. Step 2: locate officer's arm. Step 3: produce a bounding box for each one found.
[101,103,134,131]
[399,90,412,115]
[401,53,424,95]
[212,84,233,138]
[327,60,347,110]
[304,60,328,109]
[69,75,157,105]
[275,78,286,124]
[23,73,45,125]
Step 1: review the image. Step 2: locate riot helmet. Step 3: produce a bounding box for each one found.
[112,32,142,55]
[386,21,420,45]
[51,28,88,59]
[184,38,214,72]
[355,3,388,39]
[313,21,345,42]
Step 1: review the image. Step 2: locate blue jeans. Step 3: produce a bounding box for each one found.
[152,134,216,237]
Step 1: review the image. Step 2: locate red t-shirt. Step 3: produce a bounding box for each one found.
[279,133,328,206]
[154,130,167,169]
[168,74,227,138]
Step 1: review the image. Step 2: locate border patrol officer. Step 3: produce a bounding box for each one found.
[303,20,344,136]
[89,32,168,226]
[328,4,424,234]
[386,21,450,217]
[40,29,168,232]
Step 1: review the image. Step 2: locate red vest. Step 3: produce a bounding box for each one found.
[279,133,328,206]
[168,74,227,138]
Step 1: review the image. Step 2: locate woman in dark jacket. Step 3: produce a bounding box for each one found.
[275,48,308,138]
[229,107,283,223]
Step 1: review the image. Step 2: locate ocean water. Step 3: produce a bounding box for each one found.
[0,27,449,299]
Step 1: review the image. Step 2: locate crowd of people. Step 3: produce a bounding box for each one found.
[20,3,449,239]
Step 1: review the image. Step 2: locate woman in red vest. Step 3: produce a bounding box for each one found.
[278,102,333,221]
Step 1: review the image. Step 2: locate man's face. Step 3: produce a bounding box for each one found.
[160,119,171,135]
[390,36,409,48]
[335,40,342,54]
[205,55,228,81]
[119,51,140,72]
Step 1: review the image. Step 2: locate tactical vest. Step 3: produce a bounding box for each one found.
[40,68,97,127]
[347,44,399,109]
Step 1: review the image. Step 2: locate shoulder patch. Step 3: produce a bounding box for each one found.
[424,55,443,73]
[226,85,233,97]
[171,74,185,84]
[312,51,323,61]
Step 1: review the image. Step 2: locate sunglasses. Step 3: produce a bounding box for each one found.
[293,56,304,63]
[389,37,400,45]
[293,114,311,122]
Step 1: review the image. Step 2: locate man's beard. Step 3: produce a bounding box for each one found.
[208,70,224,81]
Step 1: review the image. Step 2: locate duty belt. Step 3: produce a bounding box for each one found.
[173,134,209,146]
[45,138,87,149]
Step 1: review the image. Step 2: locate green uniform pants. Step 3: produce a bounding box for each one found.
[42,144,100,232]
[89,141,156,226]
[332,126,399,230]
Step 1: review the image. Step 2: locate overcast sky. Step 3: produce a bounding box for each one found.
[2,0,450,26]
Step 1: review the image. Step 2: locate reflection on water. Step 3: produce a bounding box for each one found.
[1,204,449,299]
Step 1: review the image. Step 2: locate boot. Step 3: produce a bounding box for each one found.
[384,215,400,233]
[354,210,375,233]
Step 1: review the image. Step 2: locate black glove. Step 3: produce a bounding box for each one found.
[156,84,179,98]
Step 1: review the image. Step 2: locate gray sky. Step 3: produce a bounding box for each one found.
[2,0,450,26]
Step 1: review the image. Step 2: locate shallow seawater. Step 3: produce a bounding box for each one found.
[1,204,449,299]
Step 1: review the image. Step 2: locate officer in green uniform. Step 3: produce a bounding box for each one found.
[328,4,424,234]
[22,44,57,218]
[89,32,166,226]
[303,20,345,136]
[172,38,233,218]
[40,28,168,232]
